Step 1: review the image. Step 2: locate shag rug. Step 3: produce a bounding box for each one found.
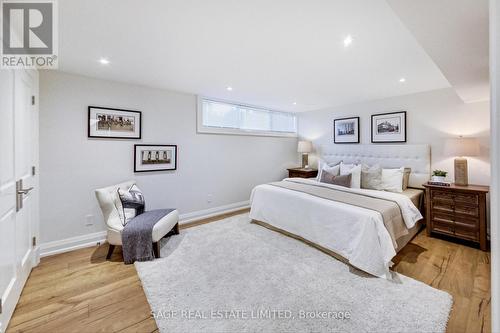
[135,213,452,333]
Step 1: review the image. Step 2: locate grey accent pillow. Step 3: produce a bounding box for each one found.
[117,184,145,226]
[361,164,382,190]
[402,168,411,190]
[316,160,341,181]
[320,170,352,188]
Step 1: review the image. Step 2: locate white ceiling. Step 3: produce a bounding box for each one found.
[57,0,455,112]
[387,0,489,104]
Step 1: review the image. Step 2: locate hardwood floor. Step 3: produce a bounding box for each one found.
[392,233,491,333]
[7,212,490,333]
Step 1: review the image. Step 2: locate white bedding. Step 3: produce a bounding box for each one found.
[249,178,423,279]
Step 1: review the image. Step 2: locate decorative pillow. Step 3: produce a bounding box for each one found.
[320,170,352,188]
[317,160,341,181]
[402,168,411,190]
[361,164,382,190]
[381,168,404,193]
[340,162,361,189]
[116,184,145,226]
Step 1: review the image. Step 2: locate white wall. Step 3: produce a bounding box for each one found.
[39,71,297,244]
[298,88,490,185]
[489,0,499,331]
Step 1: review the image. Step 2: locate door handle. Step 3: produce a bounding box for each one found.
[16,179,34,212]
[18,187,34,195]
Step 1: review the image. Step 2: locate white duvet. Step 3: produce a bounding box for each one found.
[249,178,423,279]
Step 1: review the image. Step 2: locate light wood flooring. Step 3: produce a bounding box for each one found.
[7,210,490,333]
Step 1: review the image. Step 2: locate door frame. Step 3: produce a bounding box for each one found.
[490,1,500,332]
[0,68,39,333]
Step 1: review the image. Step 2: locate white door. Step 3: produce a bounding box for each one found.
[0,69,39,332]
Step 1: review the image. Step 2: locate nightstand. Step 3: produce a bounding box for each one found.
[423,183,489,250]
[287,168,318,179]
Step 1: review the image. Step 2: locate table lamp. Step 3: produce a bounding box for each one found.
[444,136,480,186]
[297,141,312,168]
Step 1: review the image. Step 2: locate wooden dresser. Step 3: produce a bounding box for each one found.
[423,183,489,250]
[287,168,318,179]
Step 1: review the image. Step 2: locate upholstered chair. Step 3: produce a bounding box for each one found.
[95,180,179,259]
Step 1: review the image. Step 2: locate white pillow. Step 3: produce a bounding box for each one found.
[317,159,340,181]
[381,167,404,193]
[361,164,383,190]
[340,162,362,189]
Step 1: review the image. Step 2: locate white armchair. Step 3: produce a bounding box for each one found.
[95,180,179,259]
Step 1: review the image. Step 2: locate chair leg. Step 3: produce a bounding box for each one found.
[164,222,180,238]
[106,244,115,260]
[153,242,160,258]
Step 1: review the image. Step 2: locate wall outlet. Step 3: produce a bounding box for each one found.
[85,214,94,226]
[207,194,213,204]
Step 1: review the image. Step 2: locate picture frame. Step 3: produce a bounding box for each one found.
[134,144,177,172]
[88,106,142,139]
[333,117,360,144]
[371,111,407,143]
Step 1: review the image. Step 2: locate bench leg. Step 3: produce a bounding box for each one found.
[106,244,115,260]
[153,242,160,258]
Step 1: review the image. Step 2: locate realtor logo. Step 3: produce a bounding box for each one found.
[1,0,58,69]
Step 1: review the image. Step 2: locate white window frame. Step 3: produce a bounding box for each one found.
[197,96,298,137]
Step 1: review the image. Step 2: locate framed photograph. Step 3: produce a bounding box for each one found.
[333,117,360,143]
[134,144,177,172]
[371,111,407,143]
[88,106,142,139]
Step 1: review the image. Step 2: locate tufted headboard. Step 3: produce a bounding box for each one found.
[319,144,431,188]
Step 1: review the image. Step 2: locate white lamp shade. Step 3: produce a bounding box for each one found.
[297,141,312,153]
[444,137,480,157]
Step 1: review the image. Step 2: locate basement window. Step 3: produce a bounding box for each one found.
[197,97,297,137]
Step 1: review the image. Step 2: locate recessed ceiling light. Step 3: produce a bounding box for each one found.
[343,35,353,47]
[226,86,233,91]
[293,102,297,105]
[399,78,406,83]
[99,58,110,65]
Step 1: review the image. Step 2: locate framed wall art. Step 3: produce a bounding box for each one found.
[371,111,406,143]
[134,144,177,172]
[88,106,142,139]
[333,117,360,144]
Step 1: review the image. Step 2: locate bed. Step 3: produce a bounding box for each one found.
[249,144,430,279]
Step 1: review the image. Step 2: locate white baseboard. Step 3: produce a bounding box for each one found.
[179,200,249,225]
[39,201,250,258]
[39,231,107,258]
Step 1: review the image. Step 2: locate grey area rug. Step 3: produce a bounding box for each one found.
[135,213,452,333]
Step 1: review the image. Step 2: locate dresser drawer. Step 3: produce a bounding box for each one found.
[431,200,454,214]
[288,169,318,179]
[454,205,479,217]
[431,190,454,203]
[454,214,479,226]
[454,192,479,205]
[431,212,454,236]
[432,212,454,224]
[454,222,479,241]
[289,171,303,178]
[432,221,454,236]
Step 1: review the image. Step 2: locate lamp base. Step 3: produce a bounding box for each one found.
[302,153,309,168]
[454,157,468,186]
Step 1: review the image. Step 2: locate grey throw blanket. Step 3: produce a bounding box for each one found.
[269,179,407,248]
[122,209,175,264]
